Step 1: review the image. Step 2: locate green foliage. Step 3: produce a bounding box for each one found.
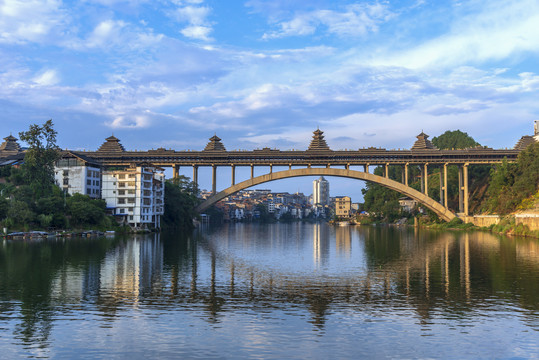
[162,176,199,231]
[432,130,480,150]
[18,119,60,199]
[0,197,9,220]
[361,165,404,223]
[484,142,539,214]
[66,193,106,226]
[8,200,35,226]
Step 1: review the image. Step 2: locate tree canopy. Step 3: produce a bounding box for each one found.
[18,119,60,198]
[432,130,479,150]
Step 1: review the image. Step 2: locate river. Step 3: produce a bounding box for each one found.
[1,223,538,359]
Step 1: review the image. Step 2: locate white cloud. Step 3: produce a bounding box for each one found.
[0,0,66,44]
[107,113,151,128]
[262,3,393,39]
[172,1,213,41]
[180,25,212,41]
[372,0,539,69]
[32,69,60,86]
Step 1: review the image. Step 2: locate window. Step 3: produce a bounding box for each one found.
[128,190,135,195]
[128,174,136,178]
[118,198,126,204]
[119,182,125,188]
[63,178,69,185]
[119,209,125,214]
[87,180,92,186]
[63,170,69,176]
[119,174,126,179]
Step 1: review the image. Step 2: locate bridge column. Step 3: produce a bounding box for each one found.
[251,164,254,179]
[420,165,425,193]
[425,163,430,196]
[458,165,464,213]
[231,165,235,186]
[364,163,369,173]
[463,163,469,216]
[212,164,217,194]
[385,163,389,178]
[269,164,273,173]
[443,163,448,209]
[173,164,179,179]
[345,163,350,170]
[404,163,409,186]
[439,167,443,205]
[289,163,292,170]
[192,165,198,187]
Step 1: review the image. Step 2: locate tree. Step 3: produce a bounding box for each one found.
[432,130,479,150]
[162,176,199,231]
[19,120,60,198]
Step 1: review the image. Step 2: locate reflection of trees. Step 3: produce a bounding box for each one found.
[2,225,539,350]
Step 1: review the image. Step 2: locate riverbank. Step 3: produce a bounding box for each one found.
[420,215,539,239]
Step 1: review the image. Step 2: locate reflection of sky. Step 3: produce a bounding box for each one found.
[204,223,369,279]
[1,226,539,359]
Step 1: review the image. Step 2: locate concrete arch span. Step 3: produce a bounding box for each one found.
[196,168,457,222]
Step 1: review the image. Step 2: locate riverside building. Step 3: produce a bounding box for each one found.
[54,152,102,199]
[101,166,165,229]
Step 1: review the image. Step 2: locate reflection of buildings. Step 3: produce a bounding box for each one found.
[312,223,330,267]
[335,226,352,257]
[312,176,329,206]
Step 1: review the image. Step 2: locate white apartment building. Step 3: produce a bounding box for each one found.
[102,166,165,228]
[54,152,101,198]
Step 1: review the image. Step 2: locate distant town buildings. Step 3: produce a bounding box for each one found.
[335,196,352,218]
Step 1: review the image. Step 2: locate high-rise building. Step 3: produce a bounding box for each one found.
[312,176,329,206]
[101,165,165,228]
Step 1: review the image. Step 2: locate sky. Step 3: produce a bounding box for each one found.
[1,0,539,200]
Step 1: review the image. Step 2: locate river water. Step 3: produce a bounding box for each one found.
[0,223,538,359]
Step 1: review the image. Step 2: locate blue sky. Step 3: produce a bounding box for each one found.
[1,0,539,200]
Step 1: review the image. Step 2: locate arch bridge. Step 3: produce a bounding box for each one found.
[72,128,534,221]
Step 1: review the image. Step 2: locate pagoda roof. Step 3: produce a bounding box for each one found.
[204,135,226,151]
[411,132,437,150]
[97,135,126,152]
[514,135,537,151]
[307,129,331,151]
[0,134,22,155]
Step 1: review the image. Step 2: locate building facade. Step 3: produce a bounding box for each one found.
[335,196,352,217]
[101,166,165,228]
[312,176,330,206]
[54,153,102,199]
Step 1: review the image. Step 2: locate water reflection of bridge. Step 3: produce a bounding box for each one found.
[7,228,538,338]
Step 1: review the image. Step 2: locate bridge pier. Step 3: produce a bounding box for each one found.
[443,163,448,208]
[458,164,469,215]
[212,164,217,194]
[251,164,254,179]
[424,163,429,197]
[231,165,235,186]
[404,163,409,186]
[385,163,389,178]
[173,164,179,179]
[192,165,198,187]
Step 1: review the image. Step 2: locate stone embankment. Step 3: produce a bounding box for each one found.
[462,212,539,232]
